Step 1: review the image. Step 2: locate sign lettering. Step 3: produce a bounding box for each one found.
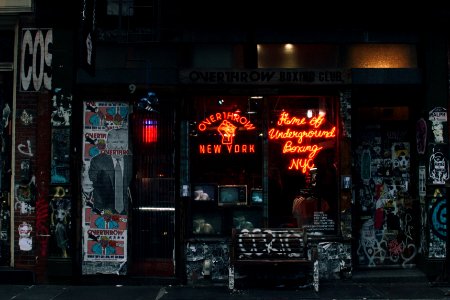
[269,112,336,173]
[20,28,52,92]
[197,111,257,155]
[180,69,351,85]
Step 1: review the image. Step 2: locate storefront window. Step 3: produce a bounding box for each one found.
[188,96,264,236]
[188,95,339,235]
[267,96,339,234]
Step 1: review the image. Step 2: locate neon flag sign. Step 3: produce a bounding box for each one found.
[197,111,256,154]
[268,112,336,173]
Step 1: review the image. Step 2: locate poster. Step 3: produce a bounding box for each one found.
[81,101,130,269]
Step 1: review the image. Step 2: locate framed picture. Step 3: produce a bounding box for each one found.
[218,185,247,206]
[192,183,217,201]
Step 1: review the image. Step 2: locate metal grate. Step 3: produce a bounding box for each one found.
[130,100,176,275]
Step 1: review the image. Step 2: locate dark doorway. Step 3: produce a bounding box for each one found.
[129,98,176,277]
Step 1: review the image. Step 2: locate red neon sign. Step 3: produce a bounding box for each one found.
[269,112,336,173]
[197,111,255,132]
[143,119,157,143]
[197,111,256,155]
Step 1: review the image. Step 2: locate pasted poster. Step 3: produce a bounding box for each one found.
[81,101,131,273]
[49,186,71,258]
[84,208,127,261]
[428,107,447,144]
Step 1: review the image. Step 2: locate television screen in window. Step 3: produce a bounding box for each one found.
[192,183,217,201]
[250,188,263,204]
[218,185,247,206]
[233,208,263,230]
[192,211,222,235]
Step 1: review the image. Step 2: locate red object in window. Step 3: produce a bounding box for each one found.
[143,119,157,143]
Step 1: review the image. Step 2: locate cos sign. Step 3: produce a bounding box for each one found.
[20,28,52,92]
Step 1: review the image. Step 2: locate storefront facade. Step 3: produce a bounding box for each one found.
[1,1,450,285]
[73,36,447,282]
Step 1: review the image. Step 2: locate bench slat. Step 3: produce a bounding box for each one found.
[234,259,313,265]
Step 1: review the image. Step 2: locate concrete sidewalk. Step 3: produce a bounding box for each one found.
[1,280,449,300]
[2,268,450,300]
[1,280,450,300]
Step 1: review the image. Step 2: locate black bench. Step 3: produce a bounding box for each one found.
[229,228,319,291]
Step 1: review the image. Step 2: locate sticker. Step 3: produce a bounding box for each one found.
[429,146,449,184]
[18,222,33,251]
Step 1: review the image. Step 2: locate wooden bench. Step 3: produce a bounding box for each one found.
[229,228,319,291]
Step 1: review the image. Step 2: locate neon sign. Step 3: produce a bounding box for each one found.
[197,111,256,154]
[268,112,336,173]
[143,119,157,143]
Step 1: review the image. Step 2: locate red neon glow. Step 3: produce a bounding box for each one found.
[197,110,257,155]
[199,144,255,154]
[288,158,315,173]
[282,141,322,158]
[143,119,157,143]
[277,112,325,128]
[217,120,237,144]
[197,111,256,132]
[269,111,336,173]
[268,127,336,144]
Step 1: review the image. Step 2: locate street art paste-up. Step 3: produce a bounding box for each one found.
[81,101,130,274]
[50,186,71,258]
[14,175,36,215]
[20,109,33,126]
[18,221,33,251]
[429,146,449,185]
[429,107,447,144]
[431,121,444,144]
[51,88,72,127]
[392,143,410,173]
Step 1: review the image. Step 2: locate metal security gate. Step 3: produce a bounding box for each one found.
[129,99,176,276]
